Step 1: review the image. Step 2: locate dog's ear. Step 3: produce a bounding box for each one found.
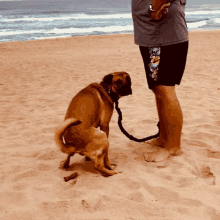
[103,74,114,84]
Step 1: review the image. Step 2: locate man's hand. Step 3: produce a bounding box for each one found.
[150,2,171,20]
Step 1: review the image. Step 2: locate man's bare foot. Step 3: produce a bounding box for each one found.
[167,147,182,156]
[143,146,182,163]
[145,138,165,148]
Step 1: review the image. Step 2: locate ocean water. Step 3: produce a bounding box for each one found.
[0,0,220,42]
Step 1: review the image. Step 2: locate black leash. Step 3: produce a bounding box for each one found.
[115,100,160,142]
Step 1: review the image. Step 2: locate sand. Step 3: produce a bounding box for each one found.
[0,30,220,220]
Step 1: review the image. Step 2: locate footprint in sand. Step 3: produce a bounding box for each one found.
[207,149,220,159]
[143,148,170,168]
[12,170,39,182]
[81,197,100,212]
[37,150,59,160]
[200,166,216,185]
[81,194,111,212]
[82,199,90,209]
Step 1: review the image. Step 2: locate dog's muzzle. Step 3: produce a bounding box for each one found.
[120,84,132,96]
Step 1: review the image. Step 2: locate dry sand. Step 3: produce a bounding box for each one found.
[0,30,220,220]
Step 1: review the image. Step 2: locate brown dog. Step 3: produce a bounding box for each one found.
[55,72,132,176]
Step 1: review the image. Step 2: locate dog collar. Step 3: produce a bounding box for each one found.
[99,82,116,103]
[107,85,111,95]
[105,84,117,103]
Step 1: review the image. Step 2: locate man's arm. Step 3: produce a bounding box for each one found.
[150,0,170,20]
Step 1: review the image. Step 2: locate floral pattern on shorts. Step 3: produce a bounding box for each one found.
[148,47,161,81]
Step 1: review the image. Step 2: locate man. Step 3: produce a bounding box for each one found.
[132,0,189,162]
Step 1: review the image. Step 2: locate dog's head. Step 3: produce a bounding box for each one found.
[101,71,132,101]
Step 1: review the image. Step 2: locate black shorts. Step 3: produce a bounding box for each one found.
[139,41,189,90]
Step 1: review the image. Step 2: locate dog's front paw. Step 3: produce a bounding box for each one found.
[110,169,123,175]
[110,163,118,169]
[105,162,118,170]
[116,169,123,174]
[101,168,122,177]
[104,157,118,169]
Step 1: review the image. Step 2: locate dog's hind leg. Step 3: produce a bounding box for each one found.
[85,128,118,176]
[94,153,117,177]
[94,146,117,176]
[103,148,114,170]
[61,152,75,169]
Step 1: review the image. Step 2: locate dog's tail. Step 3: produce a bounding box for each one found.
[55,118,82,154]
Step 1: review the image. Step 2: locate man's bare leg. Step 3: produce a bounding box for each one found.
[144,85,183,162]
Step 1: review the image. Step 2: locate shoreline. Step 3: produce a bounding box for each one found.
[1,29,220,44]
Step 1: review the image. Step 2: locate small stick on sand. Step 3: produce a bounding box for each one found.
[64,172,78,182]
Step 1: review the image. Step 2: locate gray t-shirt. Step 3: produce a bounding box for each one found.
[132,0,189,47]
